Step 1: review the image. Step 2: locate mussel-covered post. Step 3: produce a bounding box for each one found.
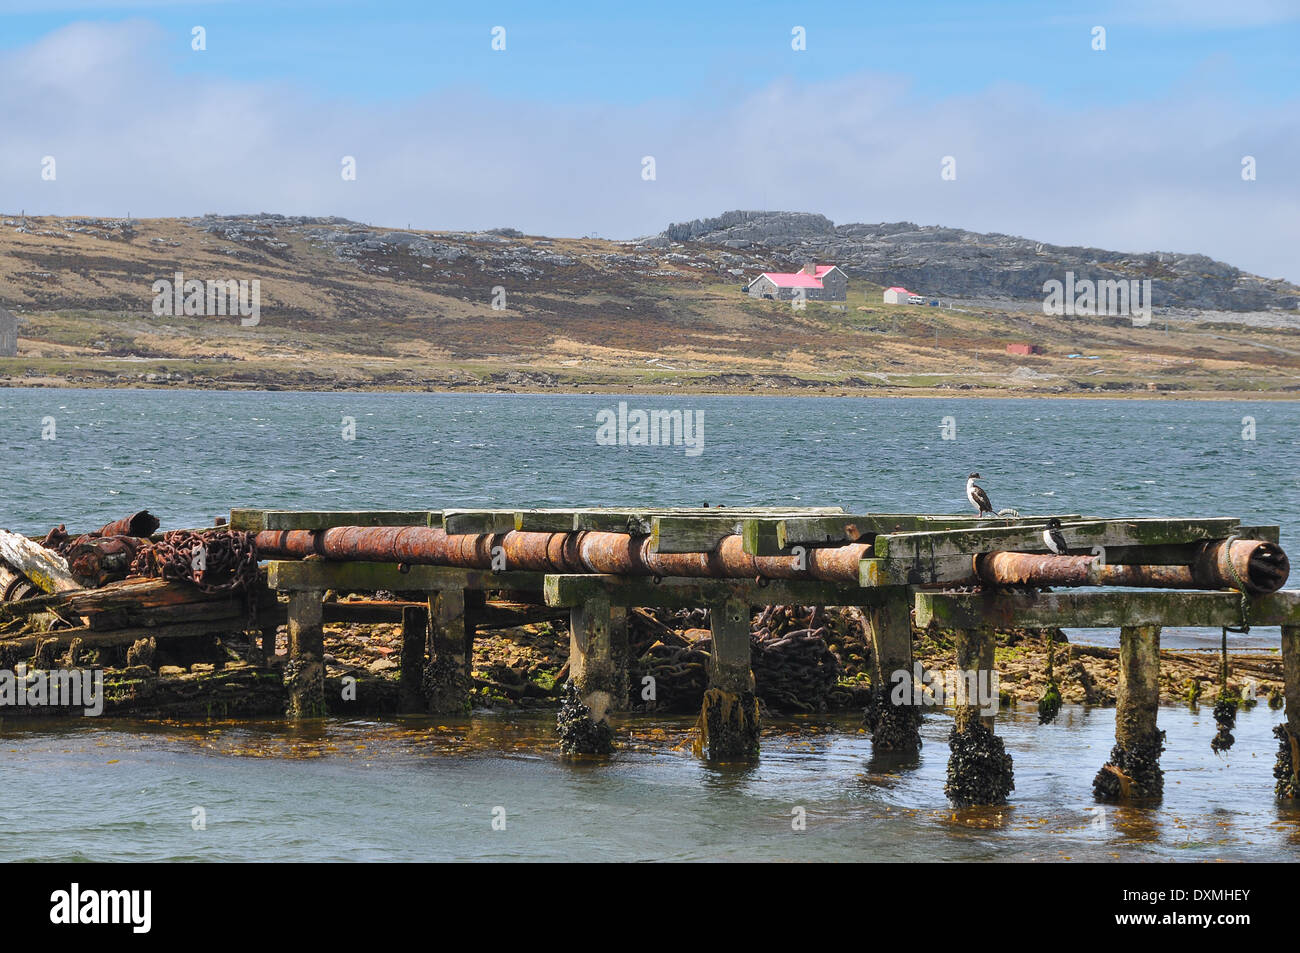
[399,604,428,713]
[945,627,1014,805]
[698,597,760,761]
[1094,625,1164,800]
[425,589,473,714]
[864,587,921,751]
[259,624,277,663]
[557,593,619,754]
[285,589,325,718]
[1275,625,1300,799]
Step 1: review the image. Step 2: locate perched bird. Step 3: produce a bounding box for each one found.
[966,472,994,516]
[1043,517,1069,555]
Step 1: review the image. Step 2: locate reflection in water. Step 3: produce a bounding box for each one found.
[1,703,1297,861]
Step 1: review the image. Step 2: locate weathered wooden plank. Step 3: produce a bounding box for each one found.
[649,516,745,553]
[860,555,977,587]
[876,518,1241,560]
[442,510,518,535]
[0,618,256,654]
[512,507,844,535]
[543,573,877,609]
[260,510,434,531]
[229,508,266,532]
[914,589,1300,630]
[266,560,543,593]
[1239,525,1282,544]
[0,529,82,594]
[742,514,1084,555]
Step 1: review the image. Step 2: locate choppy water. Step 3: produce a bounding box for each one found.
[1,389,1299,861]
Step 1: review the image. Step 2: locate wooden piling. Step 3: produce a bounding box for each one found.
[425,589,472,714]
[259,624,277,663]
[1094,625,1164,800]
[285,589,325,718]
[557,594,618,754]
[1275,625,1300,798]
[697,597,760,761]
[399,605,428,713]
[864,587,921,750]
[944,627,1014,805]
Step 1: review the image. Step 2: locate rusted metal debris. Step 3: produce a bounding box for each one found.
[253,527,873,584]
[975,538,1289,594]
[64,536,148,588]
[131,530,260,594]
[96,510,160,539]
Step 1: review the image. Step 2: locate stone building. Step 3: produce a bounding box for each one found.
[745,263,847,301]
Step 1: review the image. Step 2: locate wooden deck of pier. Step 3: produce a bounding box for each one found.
[227,505,1300,806]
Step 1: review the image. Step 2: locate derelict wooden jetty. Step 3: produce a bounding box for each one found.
[3,504,1298,806]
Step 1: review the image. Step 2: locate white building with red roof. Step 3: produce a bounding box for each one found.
[744,263,847,301]
[882,286,913,304]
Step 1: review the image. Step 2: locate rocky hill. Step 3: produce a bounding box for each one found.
[651,211,1300,312]
[1,212,1298,397]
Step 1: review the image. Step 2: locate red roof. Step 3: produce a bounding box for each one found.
[755,265,839,289]
[886,286,910,293]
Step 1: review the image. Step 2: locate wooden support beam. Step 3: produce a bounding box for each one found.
[876,517,1241,560]
[0,618,256,654]
[557,593,619,754]
[860,554,976,587]
[864,587,921,750]
[1278,625,1300,799]
[442,510,516,535]
[945,627,1014,805]
[425,589,472,714]
[648,516,744,553]
[266,560,543,594]
[1095,626,1164,800]
[285,589,325,718]
[915,589,1300,630]
[543,573,877,610]
[232,509,440,532]
[698,597,760,761]
[399,605,427,713]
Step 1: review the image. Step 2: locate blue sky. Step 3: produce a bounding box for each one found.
[2,0,1296,107]
[1,0,1297,278]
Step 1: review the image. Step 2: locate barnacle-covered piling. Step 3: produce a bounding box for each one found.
[944,628,1013,805]
[1094,625,1164,800]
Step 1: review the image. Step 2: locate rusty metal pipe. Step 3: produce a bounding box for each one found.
[976,538,1288,594]
[253,527,872,584]
[96,510,160,539]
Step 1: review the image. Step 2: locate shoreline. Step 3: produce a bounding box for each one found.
[2,379,1297,401]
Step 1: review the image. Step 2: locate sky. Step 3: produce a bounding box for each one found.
[1,0,1297,279]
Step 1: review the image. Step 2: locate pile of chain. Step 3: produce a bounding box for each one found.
[130,530,259,594]
[626,604,841,714]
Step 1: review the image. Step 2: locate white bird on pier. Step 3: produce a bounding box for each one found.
[1043,518,1069,555]
[966,472,994,516]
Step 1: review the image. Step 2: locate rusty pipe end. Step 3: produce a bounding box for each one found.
[1208,538,1290,595]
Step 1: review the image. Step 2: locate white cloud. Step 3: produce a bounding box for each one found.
[3,20,1297,281]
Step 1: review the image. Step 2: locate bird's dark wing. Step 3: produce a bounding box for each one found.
[973,486,993,512]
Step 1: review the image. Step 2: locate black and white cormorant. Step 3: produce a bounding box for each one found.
[1043,517,1069,555]
[965,472,994,516]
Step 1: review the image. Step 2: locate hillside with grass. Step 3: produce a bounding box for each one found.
[1,213,1298,396]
